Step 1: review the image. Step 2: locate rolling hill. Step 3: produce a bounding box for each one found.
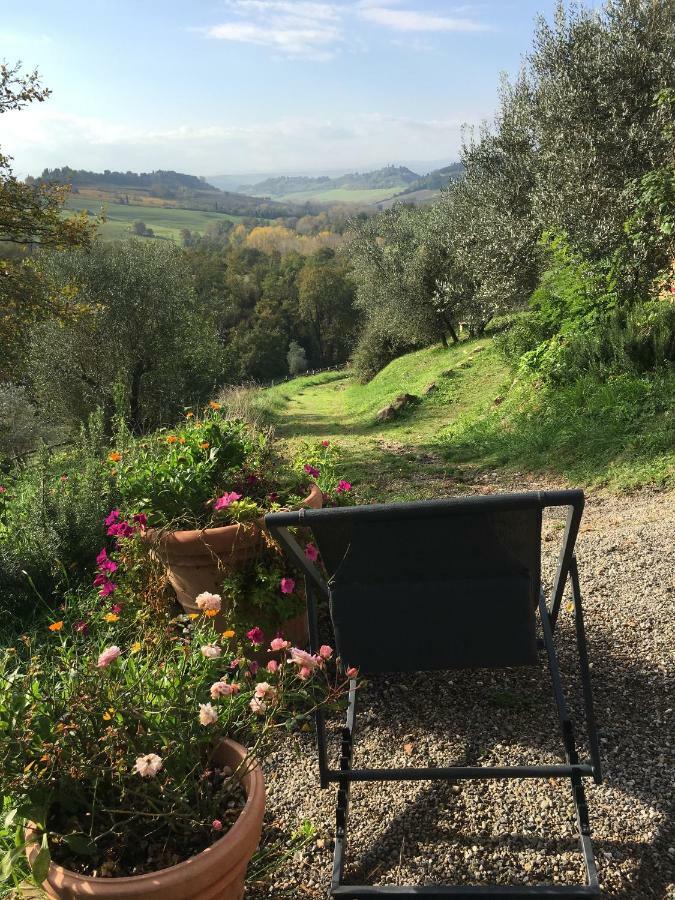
[241,165,420,204]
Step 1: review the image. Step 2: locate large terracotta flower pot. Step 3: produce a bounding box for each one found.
[144,483,323,635]
[26,739,265,900]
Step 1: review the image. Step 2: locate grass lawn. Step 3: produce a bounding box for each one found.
[64,197,243,242]
[260,338,675,497]
[270,187,406,205]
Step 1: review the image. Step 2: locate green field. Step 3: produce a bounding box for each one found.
[64,197,244,242]
[271,187,405,205]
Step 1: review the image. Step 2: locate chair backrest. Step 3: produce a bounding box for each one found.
[297,491,582,674]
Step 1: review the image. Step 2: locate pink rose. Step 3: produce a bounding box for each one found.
[247,627,264,645]
[319,645,333,660]
[304,543,319,562]
[266,659,279,674]
[270,637,290,652]
[280,577,295,595]
[288,647,318,670]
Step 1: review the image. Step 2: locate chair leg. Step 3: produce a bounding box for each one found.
[331,678,357,890]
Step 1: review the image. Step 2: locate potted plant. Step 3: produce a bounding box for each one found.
[109,409,352,640]
[0,584,350,898]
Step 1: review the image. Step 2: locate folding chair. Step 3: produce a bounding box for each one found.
[266,490,602,898]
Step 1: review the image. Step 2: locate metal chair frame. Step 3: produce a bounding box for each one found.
[267,490,602,898]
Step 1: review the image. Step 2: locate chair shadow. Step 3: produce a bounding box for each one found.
[320,625,674,898]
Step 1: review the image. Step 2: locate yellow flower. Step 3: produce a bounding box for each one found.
[48,621,64,632]
[205,609,218,618]
[130,641,142,654]
[200,442,210,449]
[222,629,235,639]
[186,411,194,418]
[187,613,199,620]
[566,602,575,613]
[166,435,178,444]
[209,401,222,411]
[102,708,115,721]
[104,613,119,623]
[108,451,122,463]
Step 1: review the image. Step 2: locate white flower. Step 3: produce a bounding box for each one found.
[201,644,222,659]
[195,592,222,613]
[249,697,268,715]
[134,753,163,778]
[199,702,219,725]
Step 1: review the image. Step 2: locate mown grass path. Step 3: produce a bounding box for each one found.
[263,339,510,502]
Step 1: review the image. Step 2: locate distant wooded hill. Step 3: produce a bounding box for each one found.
[397,162,464,196]
[242,165,421,197]
[30,167,295,218]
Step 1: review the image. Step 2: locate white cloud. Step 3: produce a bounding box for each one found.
[204,0,343,59]
[4,104,481,177]
[358,6,490,32]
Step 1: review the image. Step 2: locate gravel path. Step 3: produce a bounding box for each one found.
[248,484,675,899]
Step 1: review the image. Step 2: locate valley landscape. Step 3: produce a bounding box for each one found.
[0,0,673,897]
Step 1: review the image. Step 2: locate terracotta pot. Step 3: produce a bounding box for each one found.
[144,483,323,636]
[26,738,265,900]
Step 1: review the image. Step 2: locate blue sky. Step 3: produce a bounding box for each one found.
[2,1,564,178]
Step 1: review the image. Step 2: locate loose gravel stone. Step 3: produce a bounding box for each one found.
[247,484,675,899]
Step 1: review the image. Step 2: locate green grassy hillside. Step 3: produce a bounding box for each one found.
[64,197,244,242]
[260,337,675,498]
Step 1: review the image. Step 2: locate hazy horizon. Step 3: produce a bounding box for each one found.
[4,0,561,179]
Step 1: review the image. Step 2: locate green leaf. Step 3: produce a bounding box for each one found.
[30,834,51,885]
[63,832,96,857]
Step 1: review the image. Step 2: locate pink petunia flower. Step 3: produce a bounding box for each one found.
[270,637,290,652]
[319,645,333,660]
[213,492,242,511]
[210,681,239,699]
[132,512,148,527]
[280,577,295,595]
[288,647,318,670]
[247,627,264,645]
[304,543,319,562]
[268,492,278,503]
[98,580,117,597]
[97,646,121,668]
[93,573,108,587]
[96,548,109,567]
[303,464,319,478]
[104,509,121,527]
[107,521,134,539]
[134,753,163,778]
[110,603,123,615]
[336,480,352,493]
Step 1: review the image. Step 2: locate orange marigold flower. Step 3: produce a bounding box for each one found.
[209,401,221,410]
[186,411,194,418]
[200,442,210,449]
[108,452,122,463]
[222,629,235,639]
[178,436,186,444]
[102,708,115,721]
[104,613,119,623]
[204,609,218,618]
[48,621,64,632]
[166,436,178,444]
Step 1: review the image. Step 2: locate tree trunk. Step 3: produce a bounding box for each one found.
[129,360,148,434]
[447,323,459,344]
[440,333,448,349]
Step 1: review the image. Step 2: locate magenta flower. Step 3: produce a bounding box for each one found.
[132,512,148,527]
[268,492,279,503]
[305,543,319,562]
[93,573,108,587]
[73,620,89,635]
[96,548,108,567]
[97,645,121,668]
[321,440,330,447]
[99,580,117,597]
[110,603,123,614]
[280,577,296,595]
[247,627,264,645]
[304,464,319,478]
[336,480,352,493]
[212,820,223,831]
[246,474,259,486]
[104,509,121,527]
[213,491,242,511]
[248,661,260,676]
[107,521,133,538]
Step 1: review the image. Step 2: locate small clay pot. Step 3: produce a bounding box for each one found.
[144,484,323,636]
[25,739,265,900]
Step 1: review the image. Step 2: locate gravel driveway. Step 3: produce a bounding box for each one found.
[248,485,675,899]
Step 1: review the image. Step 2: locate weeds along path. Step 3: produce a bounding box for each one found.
[262,338,509,502]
